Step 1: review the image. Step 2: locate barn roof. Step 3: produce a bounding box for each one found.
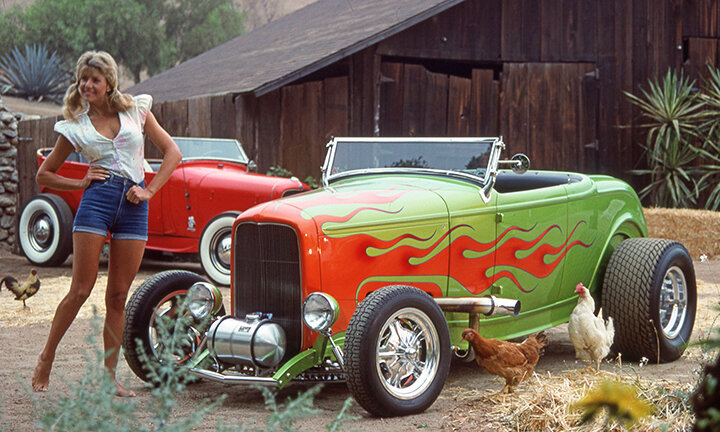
[127,0,464,102]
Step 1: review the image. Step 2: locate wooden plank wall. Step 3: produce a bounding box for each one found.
[378,62,499,138]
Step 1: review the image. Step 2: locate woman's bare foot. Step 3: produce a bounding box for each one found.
[32,356,53,392]
[114,382,136,397]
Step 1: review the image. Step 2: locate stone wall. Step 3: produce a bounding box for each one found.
[0,96,20,251]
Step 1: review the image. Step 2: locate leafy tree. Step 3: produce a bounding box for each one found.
[0,0,244,83]
[161,0,244,64]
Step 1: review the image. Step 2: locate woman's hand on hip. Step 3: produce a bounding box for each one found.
[126,185,153,204]
[82,166,109,188]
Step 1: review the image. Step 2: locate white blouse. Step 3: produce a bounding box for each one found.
[54,94,152,183]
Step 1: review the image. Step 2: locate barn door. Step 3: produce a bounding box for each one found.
[501,63,598,172]
[378,62,500,137]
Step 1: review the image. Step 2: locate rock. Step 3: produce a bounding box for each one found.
[0,146,17,158]
[0,195,15,207]
[0,214,13,229]
[0,112,15,123]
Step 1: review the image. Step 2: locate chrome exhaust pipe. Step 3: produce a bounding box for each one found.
[434,295,521,317]
[189,368,278,386]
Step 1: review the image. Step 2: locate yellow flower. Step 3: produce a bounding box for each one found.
[572,380,655,428]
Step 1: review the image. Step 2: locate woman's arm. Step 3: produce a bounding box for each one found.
[125,111,182,204]
[36,135,108,190]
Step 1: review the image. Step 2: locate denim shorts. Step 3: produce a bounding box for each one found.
[73,173,149,241]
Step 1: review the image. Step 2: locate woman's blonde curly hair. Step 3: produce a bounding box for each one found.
[62,50,135,121]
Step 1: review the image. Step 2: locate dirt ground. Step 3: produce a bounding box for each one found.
[0,248,718,431]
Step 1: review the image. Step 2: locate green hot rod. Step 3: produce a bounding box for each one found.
[123,137,696,416]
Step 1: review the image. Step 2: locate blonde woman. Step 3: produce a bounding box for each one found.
[32,51,182,396]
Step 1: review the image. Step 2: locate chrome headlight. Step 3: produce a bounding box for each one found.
[302,292,339,332]
[187,282,223,320]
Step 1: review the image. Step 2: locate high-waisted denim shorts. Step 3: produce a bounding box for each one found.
[73,173,149,241]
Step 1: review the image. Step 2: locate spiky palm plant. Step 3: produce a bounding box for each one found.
[0,44,71,103]
[697,65,720,211]
[625,69,709,208]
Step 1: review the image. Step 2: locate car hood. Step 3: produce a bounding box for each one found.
[184,162,306,198]
[241,175,452,236]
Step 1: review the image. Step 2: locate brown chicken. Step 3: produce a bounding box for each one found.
[461,328,548,393]
[2,269,40,309]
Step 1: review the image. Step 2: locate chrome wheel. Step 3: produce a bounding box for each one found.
[209,229,232,271]
[199,213,237,285]
[658,266,688,339]
[19,194,73,266]
[376,307,441,400]
[148,290,201,363]
[29,213,53,252]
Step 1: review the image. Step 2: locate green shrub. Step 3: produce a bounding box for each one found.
[266,165,294,178]
[33,305,356,432]
[0,44,71,103]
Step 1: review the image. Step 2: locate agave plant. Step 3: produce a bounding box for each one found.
[697,65,720,211]
[625,69,709,208]
[0,44,71,103]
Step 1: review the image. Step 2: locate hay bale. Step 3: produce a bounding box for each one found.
[644,207,720,259]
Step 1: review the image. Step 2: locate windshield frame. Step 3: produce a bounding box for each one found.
[322,137,504,201]
[172,137,250,164]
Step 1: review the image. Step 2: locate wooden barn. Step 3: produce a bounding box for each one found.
[21,0,720,187]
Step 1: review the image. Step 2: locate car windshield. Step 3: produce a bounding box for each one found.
[325,138,497,183]
[173,137,249,164]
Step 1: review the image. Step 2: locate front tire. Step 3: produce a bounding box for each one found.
[199,212,238,286]
[123,270,216,382]
[603,238,696,362]
[344,285,451,417]
[18,194,73,266]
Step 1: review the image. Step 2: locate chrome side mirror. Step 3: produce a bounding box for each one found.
[497,153,530,174]
[247,160,257,172]
[510,153,529,174]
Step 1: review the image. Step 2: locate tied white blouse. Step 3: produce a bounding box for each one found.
[54,94,152,184]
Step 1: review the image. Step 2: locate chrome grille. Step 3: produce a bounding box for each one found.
[233,223,302,361]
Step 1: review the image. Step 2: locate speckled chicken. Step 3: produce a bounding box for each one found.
[461,328,548,393]
[568,282,615,372]
[2,269,40,309]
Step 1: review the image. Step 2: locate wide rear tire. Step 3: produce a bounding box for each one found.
[344,285,451,417]
[18,194,73,266]
[602,238,696,362]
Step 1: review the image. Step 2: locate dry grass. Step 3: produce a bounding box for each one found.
[645,207,720,259]
[442,367,697,432]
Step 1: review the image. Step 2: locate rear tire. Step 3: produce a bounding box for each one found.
[345,285,450,417]
[602,238,696,362]
[18,194,73,266]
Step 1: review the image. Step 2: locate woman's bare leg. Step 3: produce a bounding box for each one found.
[104,237,145,397]
[32,232,106,392]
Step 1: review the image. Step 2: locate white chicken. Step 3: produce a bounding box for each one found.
[568,282,614,372]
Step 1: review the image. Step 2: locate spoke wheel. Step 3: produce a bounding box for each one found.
[376,308,440,400]
[345,285,450,417]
